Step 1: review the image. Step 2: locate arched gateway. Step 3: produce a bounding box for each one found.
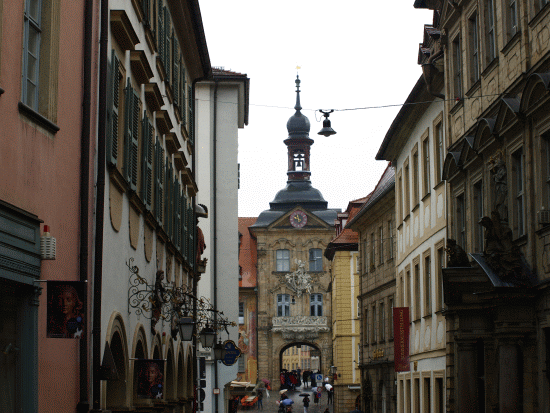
[249,76,338,391]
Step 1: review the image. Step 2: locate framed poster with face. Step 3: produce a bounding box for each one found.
[135,359,164,399]
[47,281,85,338]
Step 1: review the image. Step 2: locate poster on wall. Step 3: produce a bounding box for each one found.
[393,307,410,372]
[47,281,85,338]
[135,359,165,399]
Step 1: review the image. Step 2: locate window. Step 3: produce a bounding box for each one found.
[277,294,290,316]
[371,304,377,343]
[357,298,361,319]
[20,0,61,129]
[543,133,550,209]
[456,194,466,249]
[370,233,375,268]
[485,0,496,63]
[309,248,323,272]
[422,135,431,196]
[424,254,432,316]
[310,293,323,316]
[379,302,385,341]
[404,160,411,215]
[276,249,290,272]
[473,180,484,252]
[469,12,480,85]
[437,245,445,311]
[389,297,394,339]
[508,0,518,39]
[399,272,405,307]
[414,263,421,320]
[22,0,41,110]
[453,34,462,99]
[412,148,419,206]
[379,226,384,264]
[364,308,369,346]
[238,352,245,372]
[239,302,244,324]
[513,148,525,237]
[388,220,394,259]
[434,119,444,183]
[398,172,404,221]
[406,269,411,309]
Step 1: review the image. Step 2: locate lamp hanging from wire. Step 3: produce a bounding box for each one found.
[317,110,336,137]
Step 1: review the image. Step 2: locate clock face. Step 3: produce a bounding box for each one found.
[290,210,307,228]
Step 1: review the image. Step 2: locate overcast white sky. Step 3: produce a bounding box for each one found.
[199,1,433,218]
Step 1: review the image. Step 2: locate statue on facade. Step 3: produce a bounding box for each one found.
[480,210,528,284]
[151,270,165,334]
[285,260,313,297]
[489,153,508,223]
[445,239,471,267]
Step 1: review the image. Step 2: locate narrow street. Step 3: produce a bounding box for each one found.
[247,387,334,413]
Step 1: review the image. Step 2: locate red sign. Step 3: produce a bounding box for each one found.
[393,307,410,372]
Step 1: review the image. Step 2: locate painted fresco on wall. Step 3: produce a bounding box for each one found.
[47,281,85,338]
[135,359,164,399]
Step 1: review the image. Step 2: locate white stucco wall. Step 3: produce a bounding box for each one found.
[196,80,244,413]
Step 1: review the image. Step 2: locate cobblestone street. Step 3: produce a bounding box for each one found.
[243,387,333,413]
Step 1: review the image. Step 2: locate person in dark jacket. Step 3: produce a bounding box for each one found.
[302,395,310,413]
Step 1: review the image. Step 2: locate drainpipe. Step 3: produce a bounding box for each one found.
[92,0,109,408]
[212,80,219,413]
[77,0,94,411]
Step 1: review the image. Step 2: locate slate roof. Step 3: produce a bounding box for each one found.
[347,163,395,227]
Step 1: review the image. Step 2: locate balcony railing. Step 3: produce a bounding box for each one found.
[271,316,329,340]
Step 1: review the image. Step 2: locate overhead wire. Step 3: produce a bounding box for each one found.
[195,92,504,114]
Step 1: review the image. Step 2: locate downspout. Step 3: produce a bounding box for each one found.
[77,0,93,411]
[92,0,109,408]
[213,80,221,413]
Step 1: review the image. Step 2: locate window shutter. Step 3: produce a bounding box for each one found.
[123,80,140,190]
[164,161,170,232]
[162,5,169,69]
[172,34,179,109]
[107,50,120,167]
[181,191,188,260]
[175,181,181,249]
[141,0,150,27]
[187,84,193,145]
[154,140,164,224]
[130,89,140,191]
[181,67,186,127]
[157,0,163,60]
[141,115,153,209]
[188,203,194,269]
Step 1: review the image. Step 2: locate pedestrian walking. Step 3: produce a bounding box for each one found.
[302,395,310,413]
[257,389,263,410]
[327,388,333,405]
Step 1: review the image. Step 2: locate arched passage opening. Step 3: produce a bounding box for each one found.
[106,330,127,409]
[279,342,322,389]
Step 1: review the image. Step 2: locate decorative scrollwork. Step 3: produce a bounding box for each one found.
[127,258,193,322]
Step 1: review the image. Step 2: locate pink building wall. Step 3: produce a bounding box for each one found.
[0,0,99,411]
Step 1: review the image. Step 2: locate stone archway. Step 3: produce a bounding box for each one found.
[278,342,323,389]
[105,313,129,410]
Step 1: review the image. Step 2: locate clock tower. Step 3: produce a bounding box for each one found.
[247,76,339,390]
